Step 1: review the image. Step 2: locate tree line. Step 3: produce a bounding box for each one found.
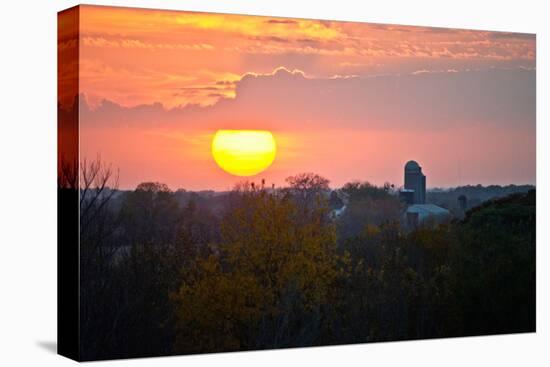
[61,159,535,360]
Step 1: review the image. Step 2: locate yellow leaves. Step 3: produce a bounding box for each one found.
[173,255,266,353]
[173,189,340,351]
[364,224,381,238]
[222,190,338,302]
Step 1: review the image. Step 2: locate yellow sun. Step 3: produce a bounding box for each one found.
[211,130,277,176]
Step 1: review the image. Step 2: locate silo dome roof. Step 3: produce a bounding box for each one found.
[405,160,420,170]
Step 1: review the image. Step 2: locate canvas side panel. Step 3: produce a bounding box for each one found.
[57,5,80,362]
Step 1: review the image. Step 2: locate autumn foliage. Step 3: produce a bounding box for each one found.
[74,167,535,360]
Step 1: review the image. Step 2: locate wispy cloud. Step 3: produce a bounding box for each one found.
[78,6,536,108]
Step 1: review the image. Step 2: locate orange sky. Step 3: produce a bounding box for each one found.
[59,5,536,190]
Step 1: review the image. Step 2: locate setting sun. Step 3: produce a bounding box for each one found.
[211,130,277,176]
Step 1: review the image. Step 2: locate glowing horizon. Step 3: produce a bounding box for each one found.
[59,5,536,191]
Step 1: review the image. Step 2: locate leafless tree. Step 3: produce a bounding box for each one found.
[58,155,78,189]
[80,156,119,234]
[79,157,121,357]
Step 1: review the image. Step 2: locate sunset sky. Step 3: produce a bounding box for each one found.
[59,5,536,191]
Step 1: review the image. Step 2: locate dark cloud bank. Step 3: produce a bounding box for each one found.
[79,67,535,134]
